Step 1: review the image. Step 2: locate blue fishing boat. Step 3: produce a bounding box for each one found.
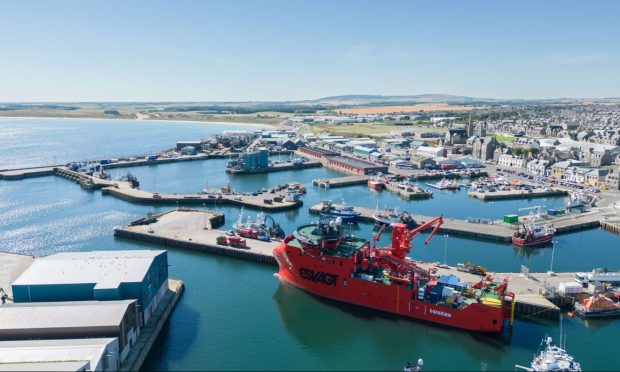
[319,200,361,223]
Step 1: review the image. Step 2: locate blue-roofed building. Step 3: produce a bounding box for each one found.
[229,147,269,171]
[11,250,168,325]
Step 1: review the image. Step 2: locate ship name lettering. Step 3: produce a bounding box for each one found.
[299,268,338,286]
[429,308,452,318]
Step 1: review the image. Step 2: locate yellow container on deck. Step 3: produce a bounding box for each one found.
[481,297,502,308]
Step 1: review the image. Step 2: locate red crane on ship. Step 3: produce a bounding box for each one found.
[372,216,444,278]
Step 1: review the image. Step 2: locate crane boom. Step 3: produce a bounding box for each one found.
[390,215,444,259]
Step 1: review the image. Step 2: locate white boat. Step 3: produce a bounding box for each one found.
[516,337,581,372]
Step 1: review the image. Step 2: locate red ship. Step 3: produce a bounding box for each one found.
[368,174,387,190]
[511,220,556,247]
[274,216,515,333]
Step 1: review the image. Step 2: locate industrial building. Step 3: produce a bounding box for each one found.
[227,148,269,171]
[175,141,202,151]
[297,146,339,159]
[0,300,139,362]
[0,338,121,372]
[12,250,168,325]
[324,156,388,175]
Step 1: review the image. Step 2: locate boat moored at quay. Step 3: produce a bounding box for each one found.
[273,215,516,332]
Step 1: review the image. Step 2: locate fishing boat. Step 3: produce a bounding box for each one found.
[436,178,461,190]
[512,220,556,247]
[319,200,361,223]
[372,206,416,229]
[516,337,581,371]
[232,209,286,241]
[273,216,516,332]
[574,293,620,317]
[368,174,388,190]
[398,181,433,196]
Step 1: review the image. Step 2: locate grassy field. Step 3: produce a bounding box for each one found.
[338,103,483,114]
[315,122,443,137]
[0,107,285,125]
[486,134,515,142]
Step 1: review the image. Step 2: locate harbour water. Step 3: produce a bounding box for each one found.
[1,118,619,370]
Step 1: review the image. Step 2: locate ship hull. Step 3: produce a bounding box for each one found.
[320,212,359,224]
[511,234,554,247]
[274,242,505,333]
[368,181,385,190]
[575,307,620,317]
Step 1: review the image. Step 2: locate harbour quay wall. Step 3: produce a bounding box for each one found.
[601,220,620,236]
[114,228,277,266]
[312,175,368,188]
[226,160,321,175]
[308,204,514,242]
[468,189,568,201]
[385,182,433,200]
[103,187,303,212]
[0,167,55,180]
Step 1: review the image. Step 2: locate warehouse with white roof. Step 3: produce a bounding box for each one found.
[11,250,168,325]
[0,338,120,372]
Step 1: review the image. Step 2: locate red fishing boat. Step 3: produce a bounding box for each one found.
[368,174,387,190]
[511,220,556,247]
[273,216,515,332]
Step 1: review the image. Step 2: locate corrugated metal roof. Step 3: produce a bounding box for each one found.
[0,338,116,367]
[0,300,134,329]
[13,250,164,288]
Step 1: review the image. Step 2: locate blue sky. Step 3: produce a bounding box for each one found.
[1,0,618,101]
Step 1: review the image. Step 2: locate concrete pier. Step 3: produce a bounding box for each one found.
[36,166,304,211]
[104,185,302,211]
[0,166,56,180]
[226,159,322,174]
[309,203,608,241]
[0,252,36,303]
[385,182,433,200]
[389,167,488,181]
[601,220,620,236]
[114,209,277,265]
[312,175,368,188]
[120,279,184,371]
[309,203,515,242]
[468,188,568,201]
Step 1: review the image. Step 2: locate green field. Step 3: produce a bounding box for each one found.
[487,134,514,142]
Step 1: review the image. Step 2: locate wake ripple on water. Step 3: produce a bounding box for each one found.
[0,198,78,228]
[0,209,136,256]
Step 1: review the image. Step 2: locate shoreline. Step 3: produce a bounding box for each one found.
[0,115,276,128]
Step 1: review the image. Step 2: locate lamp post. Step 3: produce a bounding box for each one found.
[203,203,208,230]
[547,240,557,276]
[443,234,449,266]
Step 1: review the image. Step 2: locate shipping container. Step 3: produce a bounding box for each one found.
[503,214,519,224]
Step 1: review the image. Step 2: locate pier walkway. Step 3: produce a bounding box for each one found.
[468,188,568,201]
[226,159,321,174]
[114,209,277,265]
[309,203,514,242]
[385,182,433,200]
[121,279,184,371]
[0,252,35,303]
[309,204,609,241]
[104,184,301,211]
[312,175,368,188]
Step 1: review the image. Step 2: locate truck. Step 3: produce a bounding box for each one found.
[575,269,620,285]
[456,262,487,276]
[216,235,247,248]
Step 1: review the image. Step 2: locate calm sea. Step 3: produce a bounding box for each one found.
[1,118,618,371]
